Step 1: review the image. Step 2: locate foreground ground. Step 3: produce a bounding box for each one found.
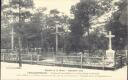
[1,62,127,80]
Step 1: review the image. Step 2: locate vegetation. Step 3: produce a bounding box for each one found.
[1,0,127,53]
[106,0,128,50]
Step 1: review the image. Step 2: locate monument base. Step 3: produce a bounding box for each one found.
[105,49,115,67]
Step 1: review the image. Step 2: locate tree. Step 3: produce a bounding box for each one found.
[69,0,100,52]
[67,0,121,52]
[106,0,128,49]
[21,8,47,49]
[1,0,14,49]
[42,9,70,52]
[8,0,34,67]
[118,0,128,49]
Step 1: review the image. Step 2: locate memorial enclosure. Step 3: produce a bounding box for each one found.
[1,0,128,70]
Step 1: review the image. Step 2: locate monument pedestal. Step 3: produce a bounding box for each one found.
[105,31,115,67]
[106,49,115,67]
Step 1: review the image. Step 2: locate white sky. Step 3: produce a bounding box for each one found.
[34,0,80,15]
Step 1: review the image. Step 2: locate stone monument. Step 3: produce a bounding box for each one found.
[105,31,115,67]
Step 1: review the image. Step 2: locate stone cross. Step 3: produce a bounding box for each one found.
[106,31,115,50]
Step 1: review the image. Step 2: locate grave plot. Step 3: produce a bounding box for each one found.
[56,51,127,69]
[1,49,127,70]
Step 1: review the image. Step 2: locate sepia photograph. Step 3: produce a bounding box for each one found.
[1,0,128,80]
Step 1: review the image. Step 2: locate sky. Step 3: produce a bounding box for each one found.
[34,0,80,15]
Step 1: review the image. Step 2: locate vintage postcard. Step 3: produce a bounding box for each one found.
[1,0,128,80]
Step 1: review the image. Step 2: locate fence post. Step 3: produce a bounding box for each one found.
[37,55,39,63]
[114,52,116,70]
[61,57,63,66]
[125,50,127,65]
[102,56,105,70]
[81,53,83,69]
[54,52,56,66]
[3,53,5,62]
[31,54,33,64]
[16,54,18,63]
